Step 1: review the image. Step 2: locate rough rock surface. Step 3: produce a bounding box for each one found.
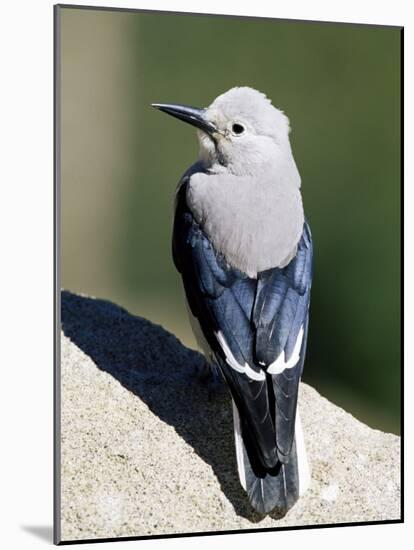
[60,291,401,542]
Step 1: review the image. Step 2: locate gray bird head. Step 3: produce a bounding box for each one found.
[152,87,299,180]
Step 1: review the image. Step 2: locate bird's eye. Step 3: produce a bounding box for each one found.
[232,123,245,135]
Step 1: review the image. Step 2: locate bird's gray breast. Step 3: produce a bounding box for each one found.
[186,170,304,277]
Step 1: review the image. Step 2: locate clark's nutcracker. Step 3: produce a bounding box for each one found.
[152,87,313,515]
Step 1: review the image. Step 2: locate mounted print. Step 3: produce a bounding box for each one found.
[54,4,403,544]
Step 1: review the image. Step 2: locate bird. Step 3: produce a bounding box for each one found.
[152,87,313,515]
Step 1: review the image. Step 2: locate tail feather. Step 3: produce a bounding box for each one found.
[232,400,310,514]
[295,406,311,497]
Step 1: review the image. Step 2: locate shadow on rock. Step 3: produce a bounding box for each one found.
[61,290,265,523]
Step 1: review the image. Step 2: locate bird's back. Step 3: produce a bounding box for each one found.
[186,164,304,278]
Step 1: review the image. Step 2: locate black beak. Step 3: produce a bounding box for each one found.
[151,103,217,136]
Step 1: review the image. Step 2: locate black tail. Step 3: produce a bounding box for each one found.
[232,401,308,515]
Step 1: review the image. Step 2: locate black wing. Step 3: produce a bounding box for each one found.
[173,177,313,475]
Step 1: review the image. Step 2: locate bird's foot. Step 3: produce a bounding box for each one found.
[193,359,227,402]
[194,358,212,382]
[207,370,227,402]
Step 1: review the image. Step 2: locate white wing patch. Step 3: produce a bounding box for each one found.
[215,331,266,381]
[267,326,304,375]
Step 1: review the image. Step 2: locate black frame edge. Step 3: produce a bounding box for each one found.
[53,3,62,546]
[399,26,404,524]
[58,519,403,545]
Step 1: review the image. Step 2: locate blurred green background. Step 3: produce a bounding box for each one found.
[59,8,401,433]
